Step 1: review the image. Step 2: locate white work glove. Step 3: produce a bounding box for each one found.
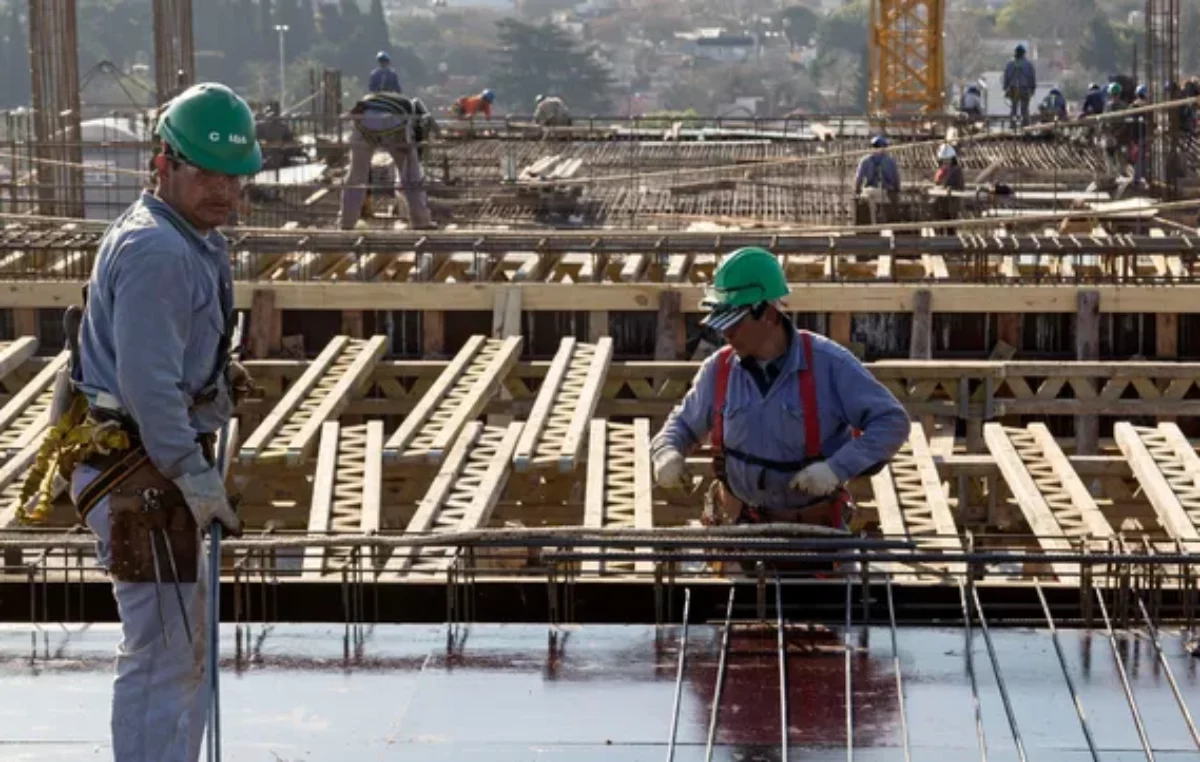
[788,462,841,497]
[173,467,242,537]
[652,449,688,490]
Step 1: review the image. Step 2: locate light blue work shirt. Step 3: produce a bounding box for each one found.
[77,191,235,480]
[1003,58,1036,94]
[650,326,911,511]
[854,153,901,193]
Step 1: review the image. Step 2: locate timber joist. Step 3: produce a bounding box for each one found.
[869,423,964,577]
[384,335,523,465]
[513,337,612,473]
[1114,422,1200,546]
[383,421,522,579]
[984,423,1115,580]
[301,421,383,579]
[582,419,653,577]
[239,335,387,466]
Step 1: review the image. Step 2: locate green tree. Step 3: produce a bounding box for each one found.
[491,18,613,114]
[1076,13,1131,74]
[777,5,818,50]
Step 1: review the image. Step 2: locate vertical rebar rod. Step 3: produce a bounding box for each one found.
[845,574,854,761]
[1034,581,1100,761]
[776,576,789,762]
[885,576,912,762]
[1135,595,1200,751]
[705,585,736,762]
[957,582,989,762]
[665,587,691,762]
[1095,587,1155,761]
[968,584,1027,762]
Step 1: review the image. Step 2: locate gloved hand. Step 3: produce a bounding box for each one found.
[173,467,242,537]
[652,448,688,490]
[227,361,261,405]
[788,462,840,497]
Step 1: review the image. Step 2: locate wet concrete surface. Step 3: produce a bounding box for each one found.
[0,620,1197,761]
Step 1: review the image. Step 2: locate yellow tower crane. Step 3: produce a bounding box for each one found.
[868,0,945,116]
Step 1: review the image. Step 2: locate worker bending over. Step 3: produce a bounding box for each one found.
[958,84,983,119]
[854,135,901,224]
[453,89,495,120]
[1003,44,1036,127]
[651,248,910,533]
[1038,87,1067,122]
[534,94,572,127]
[24,83,253,762]
[338,90,435,230]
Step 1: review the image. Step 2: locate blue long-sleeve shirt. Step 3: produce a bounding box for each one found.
[77,191,235,479]
[854,153,901,193]
[650,328,911,511]
[1003,58,1036,94]
[368,66,401,93]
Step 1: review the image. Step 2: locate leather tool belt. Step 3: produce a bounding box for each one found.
[703,480,854,529]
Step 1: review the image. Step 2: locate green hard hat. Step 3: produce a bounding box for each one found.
[156,83,263,176]
[1107,81,1122,97]
[700,247,789,331]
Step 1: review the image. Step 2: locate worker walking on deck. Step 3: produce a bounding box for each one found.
[854,135,900,224]
[452,89,495,120]
[369,51,402,93]
[1003,44,1036,127]
[534,94,572,127]
[24,82,252,762]
[338,90,435,230]
[650,247,910,537]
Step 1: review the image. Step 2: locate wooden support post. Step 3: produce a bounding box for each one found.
[1155,312,1178,422]
[909,289,932,359]
[1075,290,1100,455]
[11,309,38,341]
[995,313,1021,357]
[588,310,609,343]
[829,311,852,347]
[653,291,685,360]
[341,310,364,339]
[422,310,444,358]
[247,289,280,359]
[490,287,522,426]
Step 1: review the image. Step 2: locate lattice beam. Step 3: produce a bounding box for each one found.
[869,422,964,577]
[301,421,384,579]
[1114,422,1200,544]
[384,421,522,578]
[869,0,944,115]
[0,351,67,459]
[513,337,612,473]
[984,423,1115,579]
[385,335,523,465]
[239,335,387,465]
[581,418,653,577]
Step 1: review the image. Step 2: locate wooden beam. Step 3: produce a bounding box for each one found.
[0,337,38,382]
[422,310,444,357]
[654,291,686,360]
[301,421,341,579]
[247,288,280,359]
[1074,290,1100,454]
[909,289,932,359]
[1113,422,1200,542]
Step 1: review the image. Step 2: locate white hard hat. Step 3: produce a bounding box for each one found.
[937,143,956,161]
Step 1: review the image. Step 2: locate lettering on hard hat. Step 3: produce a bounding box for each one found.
[209,131,220,142]
[228,134,248,144]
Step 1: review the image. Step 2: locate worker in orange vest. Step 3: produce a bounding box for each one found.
[452,89,495,120]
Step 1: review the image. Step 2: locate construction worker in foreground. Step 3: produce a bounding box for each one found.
[854,135,900,224]
[338,90,435,230]
[1003,44,1036,128]
[42,82,250,761]
[452,88,495,120]
[369,51,401,93]
[650,248,910,541]
[534,94,572,127]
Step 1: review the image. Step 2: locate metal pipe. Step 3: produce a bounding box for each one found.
[1034,581,1099,761]
[665,587,691,762]
[957,582,989,762]
[1095,588,1155,761]
[968,584,1027,761]
[704,586,736,762]
[885,575,912,762]
[844,574,854,761]
[776,576,789,762]
[1135,595,1200,751]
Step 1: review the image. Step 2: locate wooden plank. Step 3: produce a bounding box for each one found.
[458,422,523,529]
[360,419,384,537]
[384,334,486,456]
[284,335,388,464]
[0,337,38,381]
[426,335,523,461]
[301,421,341,578]
[238,336,349,462]
[0,351,66,434]
[1027,423,1113,538]
[1113,422,1200,541]
[581,419,607,575]
[513,337,577,470]
[560,337,613,472]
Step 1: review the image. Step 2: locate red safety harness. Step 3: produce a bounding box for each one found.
[710,329,848,528]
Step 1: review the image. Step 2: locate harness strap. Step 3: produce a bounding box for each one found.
[75,445,150,522]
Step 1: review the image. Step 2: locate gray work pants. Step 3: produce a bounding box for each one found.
[1010,95,1030,127]
[338,125,431,229]
[72,465,210,762]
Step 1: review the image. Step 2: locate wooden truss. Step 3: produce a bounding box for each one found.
[302,421,384,579]
[582,418,653,576]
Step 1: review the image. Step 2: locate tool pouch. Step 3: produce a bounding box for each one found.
[108,463,198,584]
